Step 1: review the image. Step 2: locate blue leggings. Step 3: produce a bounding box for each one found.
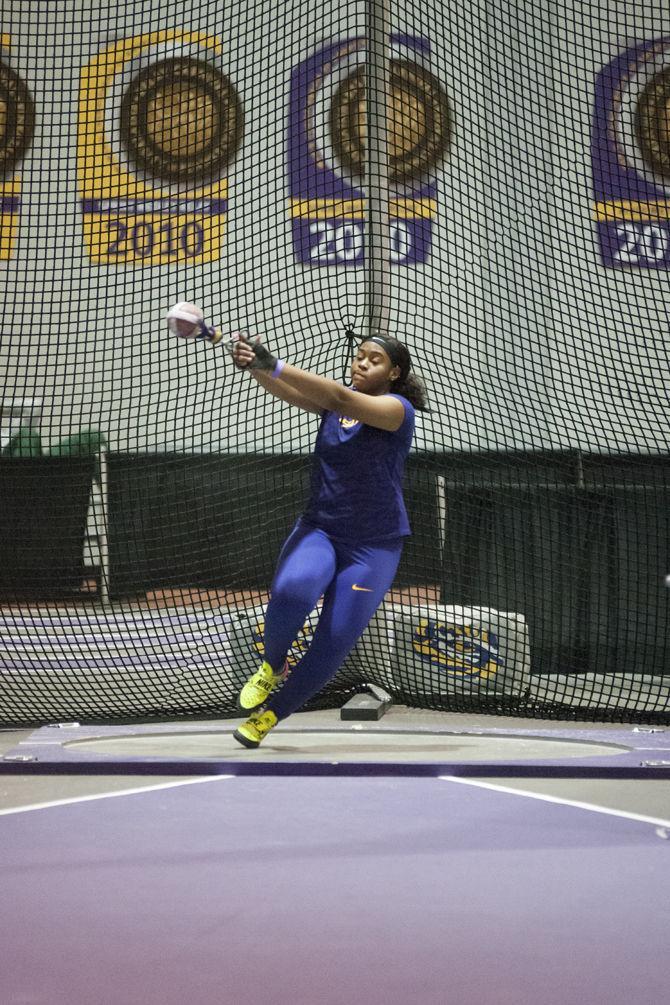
[261,522,403,721]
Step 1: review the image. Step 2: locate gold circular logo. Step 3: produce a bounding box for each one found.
[634,65,670,179]
[120,57,243,185]
[329,59,450,183]
[0,62,36,177]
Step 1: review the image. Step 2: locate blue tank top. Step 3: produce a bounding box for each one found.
[301,393,415,543]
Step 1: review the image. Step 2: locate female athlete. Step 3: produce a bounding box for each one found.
[228,330,427,747]
[166,305,427,748]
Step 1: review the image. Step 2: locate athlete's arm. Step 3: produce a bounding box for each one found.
[275,365,404,432]
[232,334,404,431]
[250,370,323,415]
[232,336,323,415]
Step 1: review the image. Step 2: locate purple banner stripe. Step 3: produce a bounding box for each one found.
[592,37,670,269]
[289,34,437,266]
[80,198,228,215]
[0,196,20,213]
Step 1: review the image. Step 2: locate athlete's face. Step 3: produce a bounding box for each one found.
[351,341,400,395]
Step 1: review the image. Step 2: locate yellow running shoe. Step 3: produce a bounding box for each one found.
[237,660,287,711]
[233,710,278,748]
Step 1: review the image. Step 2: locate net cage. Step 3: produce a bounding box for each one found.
[0,0,669,727]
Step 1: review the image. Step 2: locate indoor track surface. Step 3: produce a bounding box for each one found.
[2,707,670,1005]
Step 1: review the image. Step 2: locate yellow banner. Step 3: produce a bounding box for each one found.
[83,211,225,267]
[0,176,20,261]
[77,29,231,267]
[1,37,21,260]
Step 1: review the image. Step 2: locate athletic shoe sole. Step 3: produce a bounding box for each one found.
[232,727,260,749]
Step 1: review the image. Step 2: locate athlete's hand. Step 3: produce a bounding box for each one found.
[229,333,278,372]
[248,340,278,372]
[229,332,259,370]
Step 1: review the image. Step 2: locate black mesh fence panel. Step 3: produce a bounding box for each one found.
[0,1,669,726]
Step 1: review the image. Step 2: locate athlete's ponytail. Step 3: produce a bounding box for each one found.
[392,371,428,411]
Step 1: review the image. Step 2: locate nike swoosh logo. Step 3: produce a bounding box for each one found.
[352,584,374,592]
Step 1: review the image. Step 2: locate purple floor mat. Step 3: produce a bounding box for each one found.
[1,775,669,1005]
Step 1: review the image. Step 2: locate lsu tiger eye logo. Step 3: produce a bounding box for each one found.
[412,619,504,680]
[77,29,243,266]
[593,37,670,268]
[0,36,36,260]
[289,34,450,267]
[252,617,314,668]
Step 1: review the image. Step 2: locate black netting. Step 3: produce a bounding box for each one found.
[0,1,669,727]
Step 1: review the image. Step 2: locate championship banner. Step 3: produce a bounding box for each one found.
[288,34,450,267]
[0,35,35,261]
[77,30,243,267]
[593,37,670,268]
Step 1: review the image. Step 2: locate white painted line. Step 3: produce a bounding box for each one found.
[17,741,68,746]
[0,775,234,818]
[439,775,670,829]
